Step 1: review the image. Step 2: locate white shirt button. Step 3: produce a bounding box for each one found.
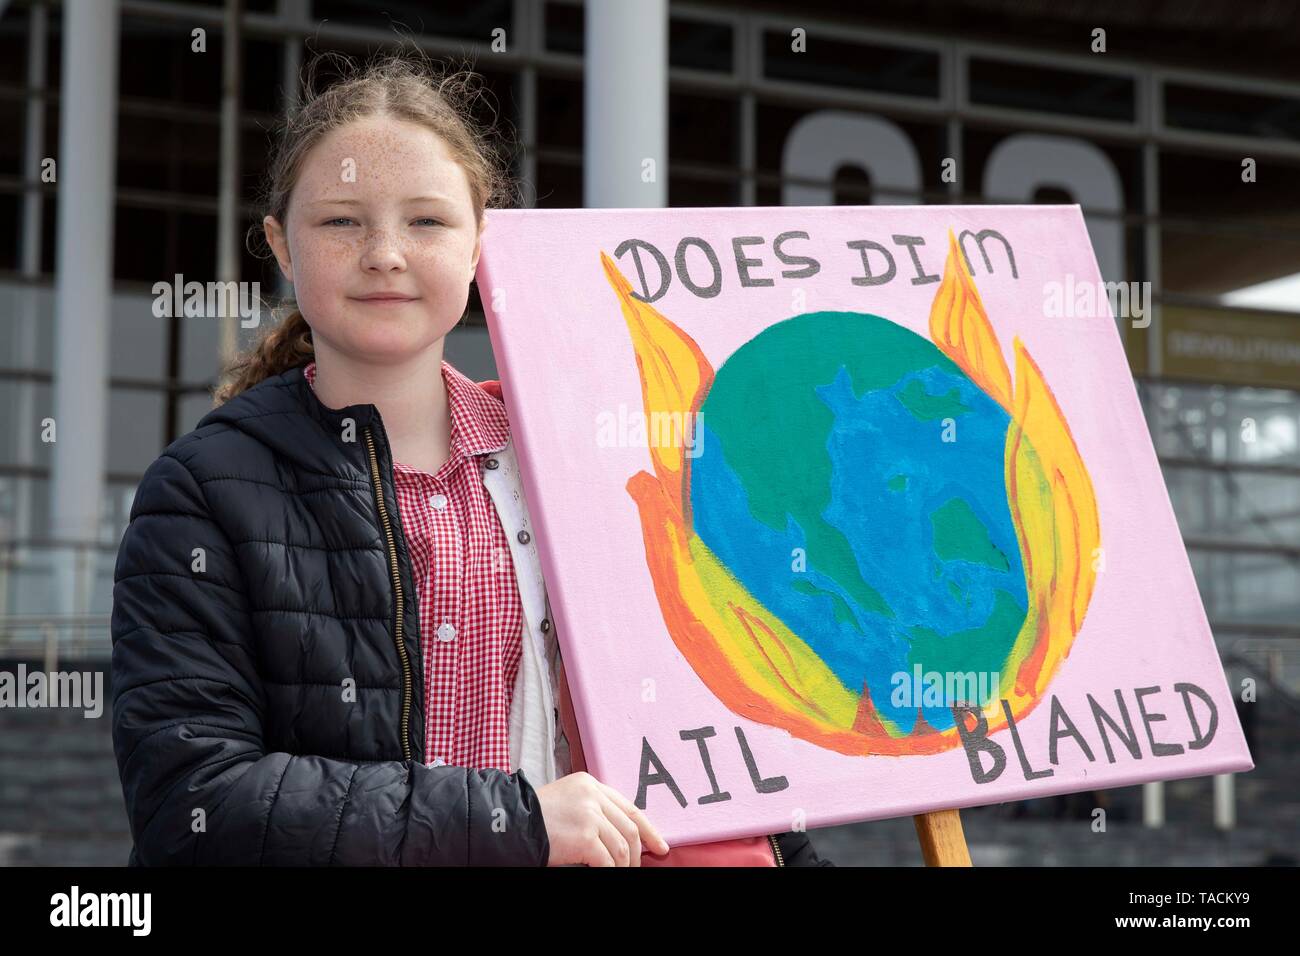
[437,622,457,642]
[429,493,448,511]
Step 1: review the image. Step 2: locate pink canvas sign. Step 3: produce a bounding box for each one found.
[477,204,1254,846]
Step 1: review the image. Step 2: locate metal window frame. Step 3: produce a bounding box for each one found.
[2,0,1298,639]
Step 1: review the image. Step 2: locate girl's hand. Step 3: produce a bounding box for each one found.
[535,771,670,866]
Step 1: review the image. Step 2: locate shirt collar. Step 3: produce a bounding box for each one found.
[442,359,511,457]
[302,358,510,461]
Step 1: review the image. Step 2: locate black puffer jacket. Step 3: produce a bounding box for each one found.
[110,364,831,866]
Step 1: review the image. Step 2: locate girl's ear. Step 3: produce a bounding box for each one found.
[263,215,293,283]
[470,219,485,280]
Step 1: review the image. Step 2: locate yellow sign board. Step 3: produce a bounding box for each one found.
[1125,305,1300,390]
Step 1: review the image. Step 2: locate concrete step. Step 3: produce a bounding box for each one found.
[0,832,131,867]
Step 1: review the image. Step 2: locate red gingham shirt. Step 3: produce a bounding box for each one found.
[305,360,524,772]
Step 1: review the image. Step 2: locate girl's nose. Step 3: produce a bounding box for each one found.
[360,230,407,272]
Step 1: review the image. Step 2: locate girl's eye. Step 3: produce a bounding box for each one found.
[320,217,441,227]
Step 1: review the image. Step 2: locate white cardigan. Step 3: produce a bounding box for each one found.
[477,437,570,788]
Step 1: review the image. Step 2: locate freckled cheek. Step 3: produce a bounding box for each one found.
[283,241,350,331]
[292,237,361,286]
[406,238,475,271]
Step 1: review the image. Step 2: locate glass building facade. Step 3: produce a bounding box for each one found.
[0,0,1297,691]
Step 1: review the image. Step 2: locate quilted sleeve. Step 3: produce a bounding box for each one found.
[110,451,550,866]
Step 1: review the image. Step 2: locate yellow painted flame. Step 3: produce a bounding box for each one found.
[928,231,1015,413]
[600,252,713,490]
[927,230,1101,726]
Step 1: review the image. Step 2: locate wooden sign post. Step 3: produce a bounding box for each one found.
[915,809,972,866]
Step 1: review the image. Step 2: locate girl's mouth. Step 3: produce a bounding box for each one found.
[352,295,419,305]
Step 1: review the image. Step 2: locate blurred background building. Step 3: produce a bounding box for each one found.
[0,0,1296,865]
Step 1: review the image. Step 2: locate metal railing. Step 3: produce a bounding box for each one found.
[0,539,117,661]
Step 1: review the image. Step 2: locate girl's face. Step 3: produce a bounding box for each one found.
[264,113,484,364]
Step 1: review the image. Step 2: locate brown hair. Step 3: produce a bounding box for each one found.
[215,49,521,404]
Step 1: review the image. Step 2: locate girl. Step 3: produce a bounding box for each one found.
[109,52,831,867]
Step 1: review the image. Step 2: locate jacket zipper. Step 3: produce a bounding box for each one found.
[768,833,785,866]
[363,424,413,763]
